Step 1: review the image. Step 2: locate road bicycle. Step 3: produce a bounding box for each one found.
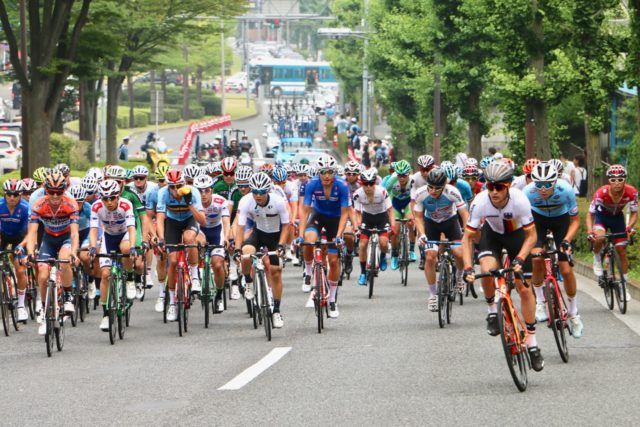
[36,258,71,357]
[70,263,90,326]
[473,267,531,392]
[0,250,19,336]
[165,243,198,337]
[200,243,225,329]
[397,219,411,286]
[428,241,460,328]
[241,248,278,341]
[25,262,38,320]
[362,226,390,299]
[94,251,133,345]
[595,232,634,314]
[301,241,340,334]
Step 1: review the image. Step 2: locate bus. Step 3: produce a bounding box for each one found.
[249,59,338,97]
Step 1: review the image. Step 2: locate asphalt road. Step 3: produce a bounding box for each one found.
[2,258,640,425]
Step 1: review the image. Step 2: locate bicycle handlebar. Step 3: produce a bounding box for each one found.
[425,240,461,246]
[473,268,529,288]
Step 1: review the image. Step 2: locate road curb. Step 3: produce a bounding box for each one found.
[573,258,640,299]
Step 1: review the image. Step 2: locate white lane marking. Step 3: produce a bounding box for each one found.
[218,347,291,390]
[254,137,263,158]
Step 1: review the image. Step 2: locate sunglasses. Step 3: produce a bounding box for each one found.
[420,167,433,173]
[465,177,478,181]
[397,174,409,178]
[46,190,64,196]
[169,184,184,190]
[199,188,212,193]
[609,178,625,183]
[319,169,335,176]
[102,196,118,202]
[274,181,287,185]
[486,182,510,192]
[252,189,269,195]
[362,181,375,187]
[5,192,20,197]
[158,179,166,183]
[223,171,235,177]
[346,172,359,177]
[535,181,554,190]
[133,176,146,181]
[427,185,444,192]
[238,184,250,189]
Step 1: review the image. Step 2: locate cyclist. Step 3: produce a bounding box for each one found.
[440,161,473,205]
[0,179,29,322]
[78,176,101,299]
[380,162,396,187]
[524,162,583,338]
[235,172,290,328]
[272,166,299,263]
[513,158,539,190]
[21,178,38,202]
[183,164,203,186]
[194,175,230,313]
[411,155,436,270]
[461,164,482,197]
[461,161,544,372]
[228,165,253,298]
[549,159,573,184]
[341,160,362,276]
[298,154,350,318]
[145,165,170,312]
[27,171,80,335]
[413,168,469,311]
[353,168,395,285]
[587,164,638,299]
[155,169,205,322]
[89,180,137,331]
[214,157,238,200]
[383,159,417,269]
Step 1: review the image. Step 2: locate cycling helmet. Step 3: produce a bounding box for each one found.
[69,184,87,201]
[209,162,222,175]
[284,163,294,173]
[131,165,149,177]
[465,157,478,167]
[417,155,435,169]
[3,178,24,193]
[44,171,67,190]
[165,169,185,185]
[98,179,121,198]
[54,163,70,177]
[272,167,288,182]
[235,166,253,183]
[193,175,214,190]
[297,164,310,176]
[105,165,127,180]
[389,162,396,171]
[360,168,377,183]
[259,163,274,176]
[86,167,103,181]
[316,154,337,170]
[426,168,447,186]
[336,166,345,176]
[308,166,318,177]
[522,158,540,175]
[440,162,458,181]
[249,172,272,192]
[33,167,47,184]
[81,176,99,193]
[183,164,202,180]
[21,178,38,193]
[394,160,411,175]
[462,164,479,178]
[531,162,558,183]
[154,164,169,180]
[484,161,514,183]
[479,156,494,169]
[221,157,238,173]
[344,160,362,174]
[606,164,627,178]
[548,159,564,174]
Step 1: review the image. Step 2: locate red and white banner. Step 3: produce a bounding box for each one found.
[177,115,232,165]
[348,146,361,163]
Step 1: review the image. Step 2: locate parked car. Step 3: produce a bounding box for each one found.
[225,72,254,92]
[135,70,182,86]
[0,136,21,172]
[0,129,21,149]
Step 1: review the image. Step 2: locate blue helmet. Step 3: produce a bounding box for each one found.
[440,161,458,181]
[479,156,494,169]
[272,166,288,182]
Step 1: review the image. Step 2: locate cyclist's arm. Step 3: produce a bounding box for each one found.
[222,216,231,245]
[26,222,39,256]
[127,225,137,249]
[516,225,537,261]
[298,204,310,238]
[628,211,637,230]
[457,207,469,229]
[413,211,425,236]
[337,207,349,237]
[156,212,166,240]
[89,227,98,249]
[461,227,477,270]
[387,206,396,232]
[234,220,245,249]
[140,214,152,242]
[564,214,580,243]
[70,223,79,255]
[585,211,594,234]
[189,204,206,225]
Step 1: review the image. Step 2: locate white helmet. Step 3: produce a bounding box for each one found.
[531,162,559,183]
[105,165,127,180]
[361,168,377,183]
[86,167,103,181]
[297,164,310,175]
[81,176,99,193]
[131,165,149,177]
[193,175,214,189]
[344,160,362,174]
[548,159,564,175]
[483,161,514,183]
[236,166,253,183]
[249,172,272,192]
[417,155,435,168]
[316,154,337,170]
[69,184,87,201]
[183,164,203,180]
[98,179,121,198]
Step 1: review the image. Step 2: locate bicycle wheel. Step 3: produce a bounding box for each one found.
[313,266,323,333]
[498,298,528,392]
[368,244,376,299]
[70,292,78,327]
[202,265,211,329]
[0,273,9,336]
[257,272,271,341]
[177,271,184,337]
[437,261,448,328]
[45,285,55,356]
[611,250,627,314]
[183,292,190,334]
[55,306,65,352]
[108,277,117,345]
[446,270,454,324]
[602,254,615,310]
[118,277,126,340]
[4,270,19,331]
[77,270,86,323]
[163,284,169,323]
[545,280,569,363]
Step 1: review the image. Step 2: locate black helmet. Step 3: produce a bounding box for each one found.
[426,168,447,186]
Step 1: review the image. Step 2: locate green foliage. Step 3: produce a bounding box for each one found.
[50,133,75,166]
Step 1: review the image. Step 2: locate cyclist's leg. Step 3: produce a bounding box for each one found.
[424,218,443,298]
[183,219,200,281]
[241,230,258,280]
[358,228,370,280]
[118,238,133,272]
[303,212,321,278]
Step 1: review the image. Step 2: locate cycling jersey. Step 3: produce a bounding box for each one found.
[213,179,236,200]
[201,195,230,228]
[156,185,204,221]
[303,176,350,218]
[0,198,29,237]
[30,195,79,236]
[145,185,160,211]
[465,188,534,235]
[414,184,466,223]
[353,186,392,215]
[410,172,428,200]
[512,175,528,190]
[589,184,638,216]
[384,174,413,212]
[524,180,578,217]
[237,193,290,233]
[127,181,158,207]
[77,201,92,230]
[273,181,299,203]
[90,198,136,235]
[453,179,473,205]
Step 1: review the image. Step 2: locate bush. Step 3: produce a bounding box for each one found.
[50,132,75,165]
[163,108,181,123]
[201,96,221,116]
[70,140,91,170]
[188,105,205,120]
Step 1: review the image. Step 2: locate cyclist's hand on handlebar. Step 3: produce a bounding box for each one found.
[88,246,97,257]
[129,247,139,258]
[157,239,166,251]
[14,244,25,257]
[626,227,636,236]
[418,234,427,245]
[294,236,304,245]
[335,236,344,246]
[463,268,475,283]
[277,244,286,258]
[511,256,525,274]
[233,249,242,261]
[560,239,572,254]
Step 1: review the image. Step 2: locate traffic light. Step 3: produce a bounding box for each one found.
[266,19,281,29]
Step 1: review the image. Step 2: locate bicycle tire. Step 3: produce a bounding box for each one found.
[314,266,323,333]
[0,273,9,337]
[257,272,271,341]
[183,293,190,334]
[5,269,19,331]
[498,298,528,392]
[177,270,184,337]
[202,265,211,329]
[27,268,37,320]
[108,277,117,345]
[252,297,258,329]
[368,243,376,299]
[446,268,454,324]
[163,284,169,323]
[55,311,64,352]
[45,284,55,356]
[602,254,615,310]
[77,270,86,323]
[70,292,78,327]
[118,276,126,340]
[545,279,569,363]
[437,261,448,328]
[611,250,627,314]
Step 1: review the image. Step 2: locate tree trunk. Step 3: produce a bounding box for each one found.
[127,73,135,128]
[585,117,601,199]
[52,109,64,133]
[161,69,167,102]
[182,46,190,120]
[196,65,203,105]
[533,101,550,159]
[79,78,98,161]
[24,83,53,170]
[107,75,125,164]
[467,91,482,160]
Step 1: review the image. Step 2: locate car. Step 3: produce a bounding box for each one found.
[224,72,254,92]
[135,70,182,86]
[0,130,22,149]
[0,136,21,172]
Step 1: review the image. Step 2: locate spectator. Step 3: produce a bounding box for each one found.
[118,136,130,161]
[572,153,587,197]
[335,115,349,134]
[488,146,497,156]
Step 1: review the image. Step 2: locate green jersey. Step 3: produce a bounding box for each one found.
[121,188,146,245]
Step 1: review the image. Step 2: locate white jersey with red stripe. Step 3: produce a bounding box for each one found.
[90,199,136,235]
[202,194,230,229]
[465,188,534,235]
[353,186,392,215]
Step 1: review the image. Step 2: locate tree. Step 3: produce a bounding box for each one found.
[0,0,91,174]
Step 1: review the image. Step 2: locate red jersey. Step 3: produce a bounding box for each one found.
[30,195,79,236]
[589,184,638,216]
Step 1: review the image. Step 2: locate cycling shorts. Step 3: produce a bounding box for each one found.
[478,223,532,273]
[392,204,411,220]
[425,216,462,248]
[0,232,24,251]
[99,232,129,268]
[360,212,390,240]
[200,225,225,257]
[79,228,90,248]
[165,217,199,251]
[39,232,71,263]
[243,229,281,266]
[593,212,627,245]
[532,212,570,262]
[305,212,340,253]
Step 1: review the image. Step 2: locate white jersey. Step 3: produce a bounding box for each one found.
[413,184,466,223]
[202,194,230,229]
[237,192,290,234]
[410,171,428,200]
[273,181,298,203]
[512,175,528,190]
[560,172,572,185]
[90,198,136,235]
[69,177,82,187]
[466,188,534,235]
[353,186,392,215]
[127,181,158,206]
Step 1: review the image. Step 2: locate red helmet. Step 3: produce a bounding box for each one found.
[221,157,238,173]
[462,164,479,178]
[44,171,67,191]
[3,178,24,193]
[165,169,185,185]
[523,158,540,174]
[21,178,38,192]
[606,164,627,178]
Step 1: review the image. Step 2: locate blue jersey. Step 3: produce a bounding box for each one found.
[28,187,45,213]
[454,179,473,205]
[0,199,29,237]
[156,186,203,221]
[524,180,578,218]
[413,184,466,223]
[145,185,160,211]
[303,176,350,218]
[77,201,92,230]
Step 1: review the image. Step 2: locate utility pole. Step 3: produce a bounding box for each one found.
[221,20,226,116]
[362,0,369,134]
[19,0,28,175]
[244,19,250,108]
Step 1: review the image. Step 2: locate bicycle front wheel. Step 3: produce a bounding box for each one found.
[4,270,19,331]
[177,270,184,337]
[437,262,448,328]
[0,273,9,337]
[611,250,627,314]
[202,265,211,329]
[108,277,117,345]
[368,244,377,299]
[602,254,615,310]
[257,272,272,341]
[313,266,323,333]
[118,276,126,340]
[45,285,55,356]
[498,298,528,392]
[545,279,568,363]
